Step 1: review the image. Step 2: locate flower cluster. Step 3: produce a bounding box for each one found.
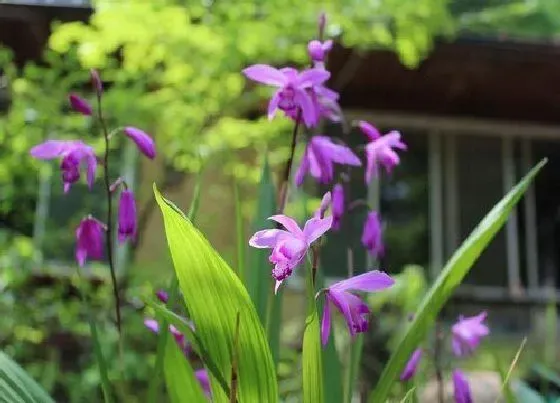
[30,70,156,267]
[399,312,489,402]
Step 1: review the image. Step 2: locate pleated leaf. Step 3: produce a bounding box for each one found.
[0,352,55,403]
[369,159,546,402]
[154,185,278,402]
[302,266,323,403]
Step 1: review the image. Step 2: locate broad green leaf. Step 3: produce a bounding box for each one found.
[154,185,278,402]
[343,334,363,403]
[88,319,113,403]
[164,334,207,403]
[234,180,246,282]
[302,264,323,403]
[148,172,202,403]
[0,352,55,403]
[369,159,546,403]
[513,381,546,403]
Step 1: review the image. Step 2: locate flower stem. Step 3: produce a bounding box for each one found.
[277,109,301,214]
[96,93,123,336]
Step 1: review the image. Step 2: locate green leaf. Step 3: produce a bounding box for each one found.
[148,172,202,403]
[494,353,516,403]
[154,185,278,403]
[323,328,343,403]
[302,264,323,403]
[234,180,245,282]
[369,159,547,403]
[0,351,55,403]
[343,334,363,403]
[164,333,207,403]
[513,380,546,403]
[88,319,113,403]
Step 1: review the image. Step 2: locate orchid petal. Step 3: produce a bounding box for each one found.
[321,299,331,346]
[297,68,330,88]
[243,64,286,86]
[30,140,74,159]
[249,229,290,248]
[269,215,304,237]
[303,215,333,244]
[359,121,381,141]
[331,270,394,293]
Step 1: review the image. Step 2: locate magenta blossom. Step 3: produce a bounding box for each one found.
[242,64,330,127]
[118,189,137,243]
[156,289,169,303]
[30,140,97,193]
[90,69,103,96]
[144,318,193,357]
[295,136,361,186]
[361,211,384,258]
[331,183,344,231]
[359,121,407,183]
[308,39,333,63]
[123,127,156,159]
[451,311,489,357]
[75,216,105,267]
[452,369,472,403]
[69,93,92,116]
[314,191,332,219]
[400,348,423,381]
[249,213,332,293]
[195,369,211,398]
[319,271,394,345]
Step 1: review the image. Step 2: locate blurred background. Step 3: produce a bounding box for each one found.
[2,0,560,401]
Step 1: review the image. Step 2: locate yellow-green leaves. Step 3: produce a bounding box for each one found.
[369,159,546,403]
[154,185,278,402]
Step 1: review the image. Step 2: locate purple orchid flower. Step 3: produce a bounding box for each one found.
[75,216,105,267]
[144,318,193,357]
[314,191,332,219]
[452,369,473,403]
[295,136,361,186]
[195,369,211,398]
[242,64,330,127]
[308,39,333,63]
[118,189,137,243]
[30,140,97,193]
[69,93,92,116]
[400,348,423,381]
[319,270,394,345]
[331,183,344,231]
[123,127,156,159]
[359,121,407,183]
[156,289,169,303]
[451,311,489,357]
[249,213,332,293]
[90,69,103,95]
[361,211,384,258]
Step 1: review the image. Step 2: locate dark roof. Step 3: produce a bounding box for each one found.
[329,37,560,125]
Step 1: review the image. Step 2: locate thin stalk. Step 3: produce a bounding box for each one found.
[277,109,301,214]
[95,92,122,336]
[234,180,245,281]
[433,321,444,403]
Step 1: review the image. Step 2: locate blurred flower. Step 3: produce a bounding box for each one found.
[400,348,423,381]
[90,69,103,96]
[69,93,92,116]
[156,290,169,303]
[331,183,344,230]
[318,12,327,38]
[308,39,333,63]
[75,216,105,267]
[452,369,472,403]
[319,271,394,345]
[314,191,332,219]
[359,121,407,183]
[30,140,97,193]
[295,136,361,186]
[361,211,384,258]
[451,311,489,357]
[123,127,156,159]
[249,212,332,293]
[242,64,330,127]
[118,189,137,243]
[195,369,211,398]
[144,318,193,357]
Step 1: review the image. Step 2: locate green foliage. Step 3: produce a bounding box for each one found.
[302,268,323,403]
[369,159,546,403]
[154,185,278,402]
[0,352,54,403]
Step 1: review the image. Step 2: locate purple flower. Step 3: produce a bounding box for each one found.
[144,318,193,357]
[359,121,407,183]
[361,211,384,258]
[451,311,489,357]
[75,217,105,267]
[249,213,332,293]
[314,191,332,219]
[242,64,330,127]
[118,189,137,243]
[195,369,211,398]
[308,40,333,63]
[319,271,394,345]
[123,127,156,159]
[452,369,472,403]
[90,69,103,96]
[30,140,97,193]
[331,183,344,231]
[69,93,92,116]
[295,136,361,186]
[156,290,169,303]
[400,348,423,381]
